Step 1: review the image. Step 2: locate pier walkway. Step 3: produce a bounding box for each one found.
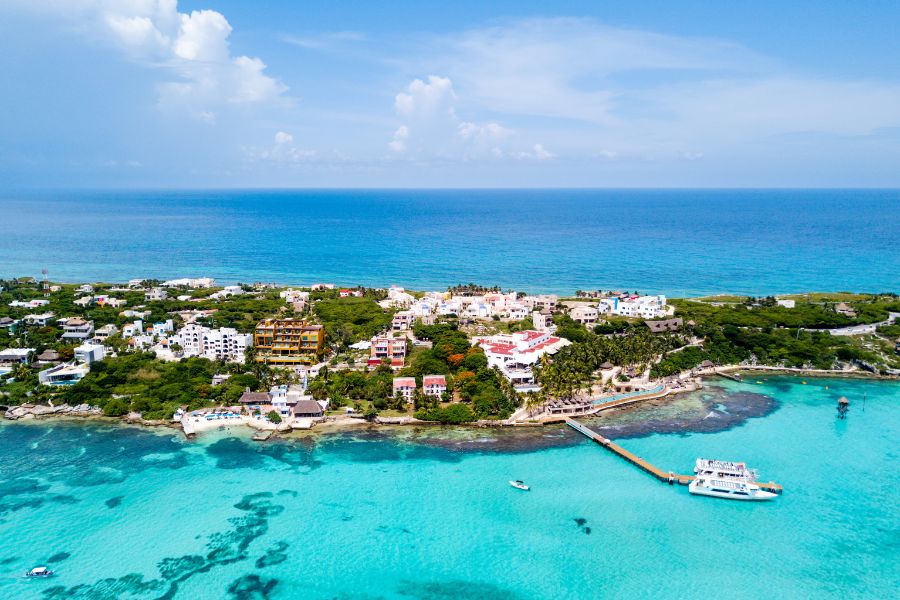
[565,418,783,494]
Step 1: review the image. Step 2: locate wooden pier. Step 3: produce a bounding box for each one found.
[715,370,743,382]
[565,418,783,494]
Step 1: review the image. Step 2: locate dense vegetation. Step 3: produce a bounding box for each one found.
[670,296,899,329]
[314,297,393,348]
[52,354,259,419]
[536,329,682,398]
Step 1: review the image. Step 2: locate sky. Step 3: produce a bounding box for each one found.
[1,0,900,188]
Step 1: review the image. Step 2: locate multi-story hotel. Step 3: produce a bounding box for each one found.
[253,319,325,365]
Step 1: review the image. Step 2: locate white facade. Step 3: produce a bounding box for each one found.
[393,377,416,400]
[777,299,796,308]
[423,375,447,397]
[280,289,310,303]
[163,278,215,288]
[570,304,599,325]
[392,311,415,331]
[24,312,55,326]
[532,311,551,332]
[472,330,571,389]
[145,288,168,301]
[9,299,49,308]
[152,320,175,337]
[175,324,252,363]
[122,320,144,338]
[39,362,89,385]
[74,343,106,364]
[599,295,667,319]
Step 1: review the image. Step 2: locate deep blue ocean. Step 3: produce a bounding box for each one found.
[1,189,897,295]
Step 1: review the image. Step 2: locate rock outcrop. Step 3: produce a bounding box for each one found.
[4,403,102,420]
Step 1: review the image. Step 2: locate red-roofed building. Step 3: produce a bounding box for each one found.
[423,375,447,397]
[471,330,571,390]
[393,377,417,400]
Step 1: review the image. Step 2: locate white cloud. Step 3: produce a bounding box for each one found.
[388,126,409,153]
[532,143,553,160]
[19,0,288,123]
[457,121,510,142]
[280,30,367,50]
[394,75,456,117]
[245,131,316,164]
[390,75,544,161]
[415,17,900,158]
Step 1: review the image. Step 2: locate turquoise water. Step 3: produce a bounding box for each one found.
[1,189,898,295]
[0,376,898,599]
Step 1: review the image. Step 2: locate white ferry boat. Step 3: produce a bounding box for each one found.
[694,458,758,481]
[689,477,776,501]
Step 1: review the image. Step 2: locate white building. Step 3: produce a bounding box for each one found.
[175,324,252,363]
[599,295,667,319]
[472,330,571,390]
[145,288,169,301]
[532,311,553,333]
[209,285,245,300]
[393,377,417,400]
[423,375,447,397]
[122,320,144,338]
[61,318,94,340]
[163,277,215,288]
[39,362,89,385]
[506,302,529,321]
[0,348,35,364]
[97,296,127,308]
[570,304,599,325]
[522,295,558,312]
[280,289,310,304]
[392,310,415,331]
[381,285,415,309]
[268,384,309,418]
[152,320,175,337]
[74,343,106,364]
[93,324,119,343]
[777,299,796,309]
[9,299,49,309]
[24,312,55,326]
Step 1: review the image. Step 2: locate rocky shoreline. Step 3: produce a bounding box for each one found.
[2,370,891,436]
[3,402,102,420]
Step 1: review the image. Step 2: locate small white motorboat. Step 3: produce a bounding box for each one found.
[509,480,530,491]
[25,566,53,578]
[689,477,776,501]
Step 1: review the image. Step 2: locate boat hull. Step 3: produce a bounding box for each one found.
[689,480,776,501]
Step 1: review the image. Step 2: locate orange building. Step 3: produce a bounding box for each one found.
[254,319,325,365]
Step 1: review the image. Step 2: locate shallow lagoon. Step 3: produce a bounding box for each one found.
[0,376,897,599]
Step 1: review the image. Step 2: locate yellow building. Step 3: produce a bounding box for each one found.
[254,319,325,365]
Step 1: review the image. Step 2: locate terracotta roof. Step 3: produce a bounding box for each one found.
[423,375,446,386]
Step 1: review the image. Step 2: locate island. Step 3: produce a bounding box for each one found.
[1,276,898,435]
